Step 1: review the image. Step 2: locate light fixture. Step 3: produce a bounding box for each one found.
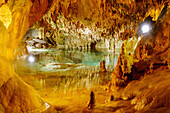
[28,55,35,63]
[141,24,150,33]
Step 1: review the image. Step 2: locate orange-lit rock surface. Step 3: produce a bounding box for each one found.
[99,60,107,73]
[112,10,169,87]
[0,0,169,113]
[0,0,52,112]
[110,7,170,113]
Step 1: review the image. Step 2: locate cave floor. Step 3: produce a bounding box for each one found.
[14,49,170,113]
[19,71,133,113]
[15,64,170,113]
[39,85,134,113]
[18,71,117,113]
[14,49,120,112]
[19,66,169,113]
[15,62,117,112]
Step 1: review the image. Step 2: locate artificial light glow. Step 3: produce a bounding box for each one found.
[142,24,150,33]
[85,28,92,34]
[45,102,50,110]
[138,36,141,40]
[28,55,35,63]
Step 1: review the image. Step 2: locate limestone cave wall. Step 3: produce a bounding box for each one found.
[0,0,52,112]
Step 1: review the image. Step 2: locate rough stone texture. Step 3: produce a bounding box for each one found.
[107,10,170,113]
[111,42,134,87]
[29,0,49,25]
[32,0,164,50]
[0,76,43,113]
[112,9,170,87]
[110,7,170,112]
[0,0,51,112]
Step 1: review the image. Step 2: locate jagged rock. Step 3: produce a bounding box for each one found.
[111,42,134,87]
[111,54,123,86]
[111,8,170,89]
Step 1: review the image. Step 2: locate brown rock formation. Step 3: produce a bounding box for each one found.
[111,43,133,87]
[99,60,107,73]
[29,0,50,25]
[112,5,169,86]
[111,4,170,88]
[87,91,95,109]
[109,8,170,112]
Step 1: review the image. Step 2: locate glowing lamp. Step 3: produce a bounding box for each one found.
[141,24,150,33]
[28,55,35,63]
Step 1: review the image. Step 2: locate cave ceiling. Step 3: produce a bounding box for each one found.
[32,0,169,41]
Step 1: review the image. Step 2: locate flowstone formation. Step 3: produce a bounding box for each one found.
[0,0,54,113]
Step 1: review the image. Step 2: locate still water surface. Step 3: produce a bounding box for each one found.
[14,49,120,91]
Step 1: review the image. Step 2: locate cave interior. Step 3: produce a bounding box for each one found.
[0,0,169,113]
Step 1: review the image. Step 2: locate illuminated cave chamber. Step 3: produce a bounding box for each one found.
[0,0,170,113]
[18,11,140,56]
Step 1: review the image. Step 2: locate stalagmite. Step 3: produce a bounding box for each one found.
[87,91,95,109]
[99,60,107,73]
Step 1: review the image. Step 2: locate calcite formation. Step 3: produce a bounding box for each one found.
[111,42,134,87]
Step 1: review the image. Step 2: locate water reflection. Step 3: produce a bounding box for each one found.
[37,49,119,66]
[14,49,120,92]
[14,49,120,74]
[25,71,111,93]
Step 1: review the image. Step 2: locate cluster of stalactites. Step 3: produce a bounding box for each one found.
[34,0,167,44]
